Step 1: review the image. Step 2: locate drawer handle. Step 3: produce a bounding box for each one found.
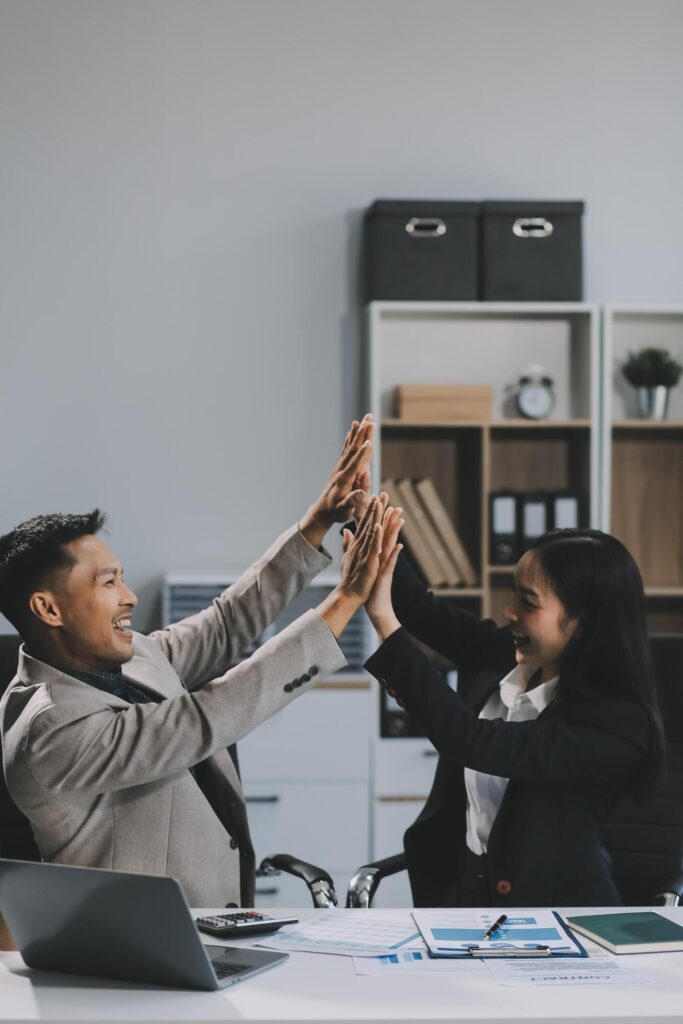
[245,795,281,804]
[422,749,438,757]
[405,217,447,238]
[512,217,554,239]
[255,887,279,897]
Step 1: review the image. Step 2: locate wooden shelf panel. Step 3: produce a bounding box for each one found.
[644,587,683,598]
[426,587,484,597]
[382,419,591,430]
[487,565,515,574]
[613,420,683,430]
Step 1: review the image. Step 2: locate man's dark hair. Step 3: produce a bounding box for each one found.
[0,510,106,634]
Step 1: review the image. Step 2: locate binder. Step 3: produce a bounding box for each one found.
[551,493,579,530]
[489,492,518,565]
[519,493,549,551]
[382,479,447,588]
[414,477,478,586]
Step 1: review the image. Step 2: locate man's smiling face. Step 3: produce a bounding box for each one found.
[47,535,138,672]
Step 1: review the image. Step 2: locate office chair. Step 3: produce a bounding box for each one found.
[264,632,683,909]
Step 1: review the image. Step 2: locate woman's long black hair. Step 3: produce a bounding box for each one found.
[528,528,665,797]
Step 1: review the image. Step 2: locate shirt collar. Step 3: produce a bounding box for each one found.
[62,666,124,694]
[498,663,559,712]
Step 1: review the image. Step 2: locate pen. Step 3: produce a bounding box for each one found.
[481,914,508,942]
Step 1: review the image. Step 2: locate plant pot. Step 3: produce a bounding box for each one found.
[637,386,670,420]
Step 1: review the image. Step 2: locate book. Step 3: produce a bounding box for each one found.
[396,478,462,586]
[567,912,683,954]
[381,478,447,588]
[414,477,478,586]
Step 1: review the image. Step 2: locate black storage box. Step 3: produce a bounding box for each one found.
[481,200,584,301]
[364,199,480,302]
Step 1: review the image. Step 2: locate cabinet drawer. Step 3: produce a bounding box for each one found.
[245,781,369,869]
[374,738,438,797]
[372,796,425,860]
[239,687,371,782]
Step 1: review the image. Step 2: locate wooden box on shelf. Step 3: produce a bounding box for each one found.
[395,385,493,423]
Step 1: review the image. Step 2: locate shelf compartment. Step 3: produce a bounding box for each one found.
[611,428,683,587]
[489,424,591,502]
[380,424,482,581]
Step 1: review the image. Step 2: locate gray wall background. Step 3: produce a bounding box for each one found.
[1,0,682,630]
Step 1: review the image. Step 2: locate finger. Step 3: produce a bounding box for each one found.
[356,502,380,559]
[380,543,402,579]
[338,437,370,475]
[342,528,353,552]
[381,515,403,567]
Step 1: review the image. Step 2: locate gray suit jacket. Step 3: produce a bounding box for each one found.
[0,524,346,906]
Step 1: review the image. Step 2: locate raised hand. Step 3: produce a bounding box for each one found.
[316,497,382,639]
[339,496,383,604]
[365,503,403,643]
[300,415,374,549]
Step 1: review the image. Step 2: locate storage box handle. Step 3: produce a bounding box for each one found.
[512,217,554,238]
[405,217,447,238]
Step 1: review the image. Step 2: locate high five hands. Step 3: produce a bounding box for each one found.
[310,416,404,642]
[318,491,404,641]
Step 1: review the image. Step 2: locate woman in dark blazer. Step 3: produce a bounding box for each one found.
[360,508,664,908]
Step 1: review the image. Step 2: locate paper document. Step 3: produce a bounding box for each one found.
[413,909,586,958]
[354,948,488,975]
[486,944,652,986]
[258,909,422,957]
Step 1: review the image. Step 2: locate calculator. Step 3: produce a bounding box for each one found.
[195,911,299,938]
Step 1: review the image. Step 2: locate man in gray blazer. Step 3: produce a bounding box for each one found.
[0,417,381,907]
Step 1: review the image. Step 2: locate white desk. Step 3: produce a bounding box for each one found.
[1,907,682,1024]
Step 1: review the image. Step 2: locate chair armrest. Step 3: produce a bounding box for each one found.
[655,872,683,907]
[258,853,338,908]
[346,853,407,908]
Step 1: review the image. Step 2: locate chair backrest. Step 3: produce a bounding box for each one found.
[602,633,683,905]
[0,634,40,861]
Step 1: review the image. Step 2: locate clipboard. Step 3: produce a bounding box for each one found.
[412,910,588,960]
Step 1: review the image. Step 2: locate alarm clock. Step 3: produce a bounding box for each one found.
[515,366,556,420]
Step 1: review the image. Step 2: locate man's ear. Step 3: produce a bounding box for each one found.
[28,591,64,629]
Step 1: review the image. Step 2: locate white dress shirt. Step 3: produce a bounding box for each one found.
[464,664,559,855]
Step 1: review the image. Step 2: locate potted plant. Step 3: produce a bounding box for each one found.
[622,347,683,420]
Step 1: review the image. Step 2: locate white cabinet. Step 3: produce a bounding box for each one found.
[239,684,372,908]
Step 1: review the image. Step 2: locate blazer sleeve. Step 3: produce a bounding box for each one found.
[23,610,346,794]
[389,552,515,672]
[365,627,650,785]
[147,523,332,690]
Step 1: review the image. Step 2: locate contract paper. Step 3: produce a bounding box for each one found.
[258,909,422,957]
[412,908,585,958]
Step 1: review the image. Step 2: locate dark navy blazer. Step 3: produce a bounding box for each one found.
[364,555,651,908]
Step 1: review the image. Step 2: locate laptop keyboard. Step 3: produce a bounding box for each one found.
[213,960,251,979]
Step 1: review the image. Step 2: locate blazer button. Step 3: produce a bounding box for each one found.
[230,839,239,850]
[284,683,293,693]
[301,673,311,683]
[378,677,388,687]
[495,879,512,896]
[307,665,319,676]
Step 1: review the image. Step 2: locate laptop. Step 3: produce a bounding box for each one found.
[0,858,287,990]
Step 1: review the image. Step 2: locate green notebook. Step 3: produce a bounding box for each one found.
[567,912,683,954]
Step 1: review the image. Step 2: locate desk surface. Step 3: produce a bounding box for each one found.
[1,907,682,1024]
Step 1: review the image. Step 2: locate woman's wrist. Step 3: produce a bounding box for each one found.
[371,613,401,644]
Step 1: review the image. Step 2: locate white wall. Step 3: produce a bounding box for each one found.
[1,0,682,629]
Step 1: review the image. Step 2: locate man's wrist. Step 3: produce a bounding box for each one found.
[317,586,364,638]
[299,504,331,549]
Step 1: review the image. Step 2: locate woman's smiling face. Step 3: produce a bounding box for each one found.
[503,550,581,686]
